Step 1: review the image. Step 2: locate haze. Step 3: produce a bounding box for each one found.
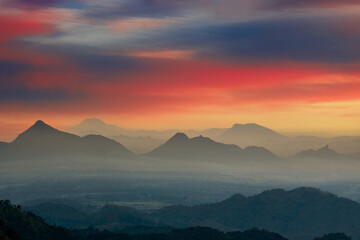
[2,1,360,240]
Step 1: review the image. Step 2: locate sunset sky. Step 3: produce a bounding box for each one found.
[1,0,360,141]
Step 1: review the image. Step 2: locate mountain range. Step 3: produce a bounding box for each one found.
[0,120,134,162]
[146,133,278,162]
[68,118,360,156]
[2,120,360,178]
[0,120,283,165]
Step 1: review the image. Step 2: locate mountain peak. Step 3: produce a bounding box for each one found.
[221,122,284,139]
[232,123,259,128]
[27,120,56,132]
[295,145,340,159]
[167,132,189,143]
[11,120,62,144]
[80,118,107,126]
[32,120,51,128]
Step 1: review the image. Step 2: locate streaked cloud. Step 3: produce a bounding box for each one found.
[1,0,360,137]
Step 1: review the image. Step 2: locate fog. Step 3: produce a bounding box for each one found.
[2,119,360,212]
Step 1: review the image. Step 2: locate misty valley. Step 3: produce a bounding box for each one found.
[2,0,360,239]
[1,120,360,240]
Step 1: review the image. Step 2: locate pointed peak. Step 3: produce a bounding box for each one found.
[12,120,59,144]
[34,120,45,125]
[26,120,57,133]
[167,132,189,143]
[31,120,53,130]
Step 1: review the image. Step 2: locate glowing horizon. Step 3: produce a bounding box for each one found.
[1,0,360,141]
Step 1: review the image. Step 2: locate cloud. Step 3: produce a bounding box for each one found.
[2,0,85,9]
[0,86,82,102]
[135,17,360,64]
[83,0,196,19]
[263,0,360,10]
[0,61,31,80]
[0,14,53,43]
[69,53,147,74]
[231,78,360,104]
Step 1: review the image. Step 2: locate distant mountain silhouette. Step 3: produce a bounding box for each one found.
[68,118,124,136]
[220,123,285,140]
[67,119,360,156]
[293,145,344,159]
[153,187,360,240]
[0,120,134,161]
[69,118,178,139]
[146,133,278,162]
[214,123,295,156]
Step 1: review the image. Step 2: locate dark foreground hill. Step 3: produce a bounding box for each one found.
[146,133,278,162]
[24,187,360,240]
[0,200,77,240]
[153,187,360,240]
[1,198,354,240]
[1,199,292,240]
[26,203,156,231]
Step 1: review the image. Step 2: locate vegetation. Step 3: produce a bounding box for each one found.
[0,200,76,240]
[313,233,352,240]
[153,187,360,240]
[0,199,356,240]
[1,200,289,240]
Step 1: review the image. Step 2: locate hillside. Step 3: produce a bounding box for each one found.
[293,145,344,160]
[0,120,134,161]
[0,200,76,240]
[153,187,360,240]
[0,200,292,240]
[24,187,360,240]
[26,203,90,229]
[146,133,278,162]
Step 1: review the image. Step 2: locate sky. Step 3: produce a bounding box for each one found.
[1,0,360,141]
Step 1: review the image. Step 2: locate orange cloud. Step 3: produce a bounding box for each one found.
[109,17,178,33]
[125,50,195,59]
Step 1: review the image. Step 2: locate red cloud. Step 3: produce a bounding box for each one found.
[265,0,360,9]
[0,13,53,43]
